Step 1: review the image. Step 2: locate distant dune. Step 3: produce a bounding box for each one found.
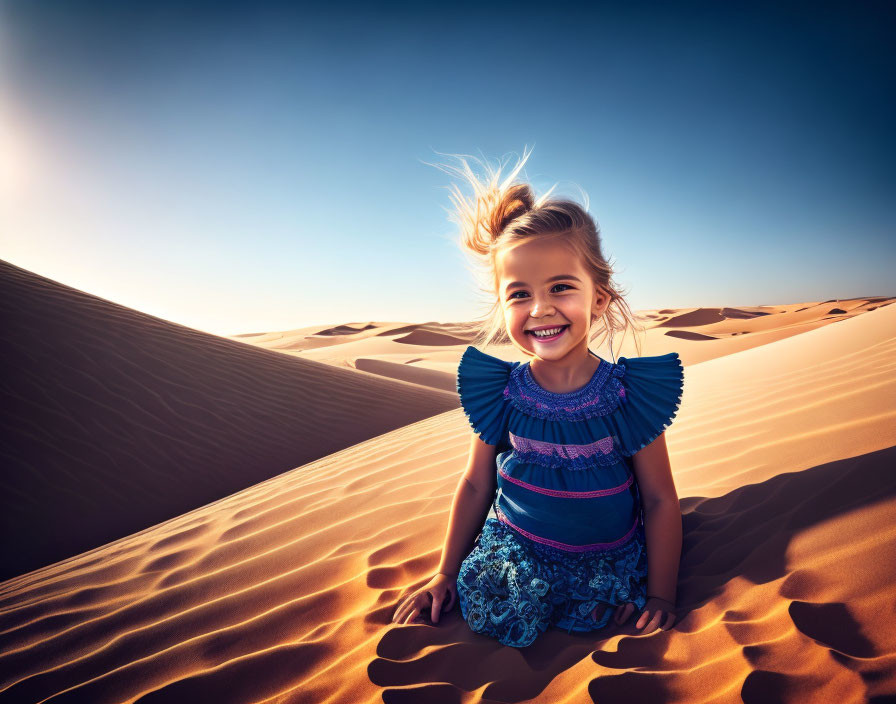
[0,259,457,582]
[1,260,894,703]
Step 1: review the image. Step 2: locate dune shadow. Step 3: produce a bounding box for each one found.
[370,446,896,702]
[0,259,458,582]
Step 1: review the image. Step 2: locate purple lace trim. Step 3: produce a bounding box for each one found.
[498,467,634,498]
[495,507,640,553]
[503,359,627,421]
[508,431,624,469]
[511,431,615,457]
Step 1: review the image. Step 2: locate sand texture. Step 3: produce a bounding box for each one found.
[1,259,894,703]
[0,260,458,582]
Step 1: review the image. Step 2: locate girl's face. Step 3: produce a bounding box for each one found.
[495,237,609,361]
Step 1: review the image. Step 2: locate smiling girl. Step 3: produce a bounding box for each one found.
[392,147,684,648]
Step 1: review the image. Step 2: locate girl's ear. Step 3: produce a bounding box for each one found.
[592,289,607,321]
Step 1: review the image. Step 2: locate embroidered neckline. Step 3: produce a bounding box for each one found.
[523,351,608,398]
[503,350,628,421]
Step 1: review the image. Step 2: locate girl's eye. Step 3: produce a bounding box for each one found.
[509,283,572,300]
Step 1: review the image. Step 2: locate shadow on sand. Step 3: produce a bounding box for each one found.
[371,446,896,703]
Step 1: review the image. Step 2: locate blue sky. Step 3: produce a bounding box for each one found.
[1,0,893,335]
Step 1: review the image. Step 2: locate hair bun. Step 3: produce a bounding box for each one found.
[489,183,534,240]
[426,148,537,257]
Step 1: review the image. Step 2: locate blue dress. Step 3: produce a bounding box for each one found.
[455,346,684,648]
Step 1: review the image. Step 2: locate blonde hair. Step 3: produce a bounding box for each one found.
[427,146,646,358]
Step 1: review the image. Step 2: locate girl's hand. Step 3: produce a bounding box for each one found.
[600,598,677,632]
[611,597,677,633]
[392,572,457,625]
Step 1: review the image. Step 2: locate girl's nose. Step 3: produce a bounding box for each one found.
[531,299,555,316]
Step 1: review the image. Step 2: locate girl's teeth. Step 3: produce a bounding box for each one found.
[533,326,566,337]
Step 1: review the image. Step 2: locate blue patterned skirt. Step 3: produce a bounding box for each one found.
[456,517,648,648]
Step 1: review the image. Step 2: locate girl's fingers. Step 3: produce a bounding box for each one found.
[614,602,635,624]
[394,594,425,624]
[430,592,444,623]
[636,605,654,630]
[400,596,419,623]
[393,602,409,623]
[402,599,423,623]
[635,608,647,629]
[394,580,458,625]
[662,611,677,630]
[392,599,407,623]
[637,608,665,632]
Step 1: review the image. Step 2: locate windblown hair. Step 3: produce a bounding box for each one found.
[428,146,645,358]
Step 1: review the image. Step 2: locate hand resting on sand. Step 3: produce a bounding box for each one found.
[594,597,677,633]
[392,572,457,625]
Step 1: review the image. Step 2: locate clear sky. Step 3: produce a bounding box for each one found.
[1,0,893,336]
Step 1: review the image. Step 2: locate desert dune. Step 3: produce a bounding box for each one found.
[1,261,894,702]
[0,260,458,582]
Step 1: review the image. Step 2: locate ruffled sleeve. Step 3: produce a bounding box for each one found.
[456,345,518,447]
[610,352,684,456]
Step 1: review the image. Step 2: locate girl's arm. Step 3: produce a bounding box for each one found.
[631,432,682,604]
[437,434,499,575]
[393,434,498,625]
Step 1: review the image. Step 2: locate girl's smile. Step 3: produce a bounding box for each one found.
[526,324,570,342]
[496,237,609,388]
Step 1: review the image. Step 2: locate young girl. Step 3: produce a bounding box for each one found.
[392,148,684,648]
